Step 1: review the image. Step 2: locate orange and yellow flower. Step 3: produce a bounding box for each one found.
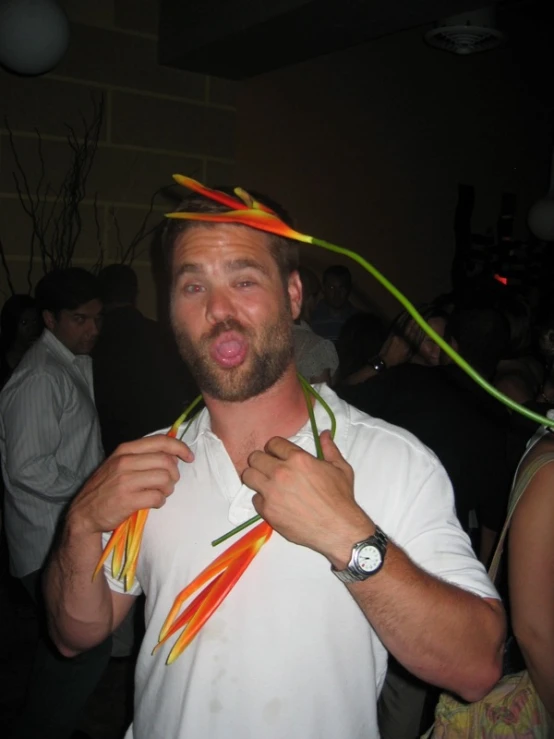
[166,175,313,244]
[154,521,272,664]
[93,405,196,591]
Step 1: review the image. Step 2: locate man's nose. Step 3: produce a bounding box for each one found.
[206,287,235,324]
[88,318,100,337]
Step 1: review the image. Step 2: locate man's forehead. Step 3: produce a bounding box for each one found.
[176,222,269,246]
[66,299,102,316]
[173,225,273,264]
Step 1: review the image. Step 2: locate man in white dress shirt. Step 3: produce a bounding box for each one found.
[44,194,505,739]
[0,268,105,739]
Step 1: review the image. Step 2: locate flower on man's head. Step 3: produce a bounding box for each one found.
[165,175,313,245]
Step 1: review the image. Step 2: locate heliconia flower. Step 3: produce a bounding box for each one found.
[166,175,313,244]
[172,174,246,211]
[94,398,203,591]
[172,174,277,215]
[155,521,272,664]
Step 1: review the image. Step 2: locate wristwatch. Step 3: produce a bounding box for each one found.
[368,355,386,374]
[332,527,388,583]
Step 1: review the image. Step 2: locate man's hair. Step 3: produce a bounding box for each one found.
[35,268,101,315]
[98,264,138,305]
[161,188,299,286]
[323,264,352,289]
[445,308,510,379]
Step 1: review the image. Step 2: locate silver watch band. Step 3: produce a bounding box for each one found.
[331,526,388,583]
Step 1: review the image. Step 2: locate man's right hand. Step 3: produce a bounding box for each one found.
[67,435,194,535]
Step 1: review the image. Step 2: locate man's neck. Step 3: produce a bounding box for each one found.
[203,365,310,472]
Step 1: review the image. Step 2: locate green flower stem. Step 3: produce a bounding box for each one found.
[211,514,261,547]
[300,378,323,460]
[299,377,337,441]
[310,236,554,430]
[176,395,204,440]
[211,375,337,547]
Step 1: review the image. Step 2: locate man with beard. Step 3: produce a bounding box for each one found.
[43,191,505,739]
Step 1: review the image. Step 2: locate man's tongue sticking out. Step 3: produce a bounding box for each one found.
[210,332,248,368]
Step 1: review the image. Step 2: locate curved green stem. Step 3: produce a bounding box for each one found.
[310,236,554,430]
[299,377,337,441]
[211,514,261,547]
[300,379,323,459]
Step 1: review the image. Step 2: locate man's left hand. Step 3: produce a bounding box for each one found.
[243,430,373,562]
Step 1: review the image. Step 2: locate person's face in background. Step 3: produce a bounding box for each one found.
[322,275,350,310]
[43,299,103,355]
[16,307,41,347]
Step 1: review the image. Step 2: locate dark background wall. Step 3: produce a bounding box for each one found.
[1,1,552,320]
[236,20,553,316]
[0,0,237,316]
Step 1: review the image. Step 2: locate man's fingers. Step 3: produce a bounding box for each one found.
[114,434,194,463]
[247,449,279,478]
[241,466,267,494]
[264,436,301,460]
[118,468,178,497]
[319,431,345,464]
[110,452,182,482]
[131,488,171,511]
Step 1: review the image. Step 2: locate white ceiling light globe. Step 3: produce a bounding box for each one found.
[528,195,554,243]
[0,0,70,76]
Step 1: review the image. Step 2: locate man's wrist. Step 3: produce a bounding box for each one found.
[324,517,376,570]
[367,355,386,374]
[65,506,99,540]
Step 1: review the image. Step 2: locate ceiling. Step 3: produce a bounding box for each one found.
[157,0,552,80]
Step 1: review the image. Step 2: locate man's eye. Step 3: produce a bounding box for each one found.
[237,280,255,288]
[184,284,204,294]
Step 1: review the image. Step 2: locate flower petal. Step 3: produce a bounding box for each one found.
[172,175,245,211]
[233,187,276,215]
[122,508,148,589]
[153,573,224,653]
[166,548,259,664]
[165,209,313,244]
[93,522,127,580]
[158,521,272,641]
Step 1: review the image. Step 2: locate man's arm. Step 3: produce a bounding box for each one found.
[244,431,505,703]
[43,435,194,656]
[3,374,90,501]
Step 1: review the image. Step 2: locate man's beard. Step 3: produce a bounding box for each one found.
[173,307,294,403]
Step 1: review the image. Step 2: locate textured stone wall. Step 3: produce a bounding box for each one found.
[0,0,237,316]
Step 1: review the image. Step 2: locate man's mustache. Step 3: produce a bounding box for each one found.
[204,319,249,342]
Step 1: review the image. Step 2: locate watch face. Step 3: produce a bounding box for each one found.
[356,544,382,573]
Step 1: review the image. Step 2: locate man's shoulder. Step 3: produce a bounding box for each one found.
[0,339,69,402]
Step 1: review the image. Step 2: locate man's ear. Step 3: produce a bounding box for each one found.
[288,270,302,321]
[42,309,56,332]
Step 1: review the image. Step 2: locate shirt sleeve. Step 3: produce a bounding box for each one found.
[350,421,499,602]
[2,372,87,502]
[392,456,499,601]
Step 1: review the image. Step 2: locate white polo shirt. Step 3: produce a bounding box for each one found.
[105,385,496,739]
